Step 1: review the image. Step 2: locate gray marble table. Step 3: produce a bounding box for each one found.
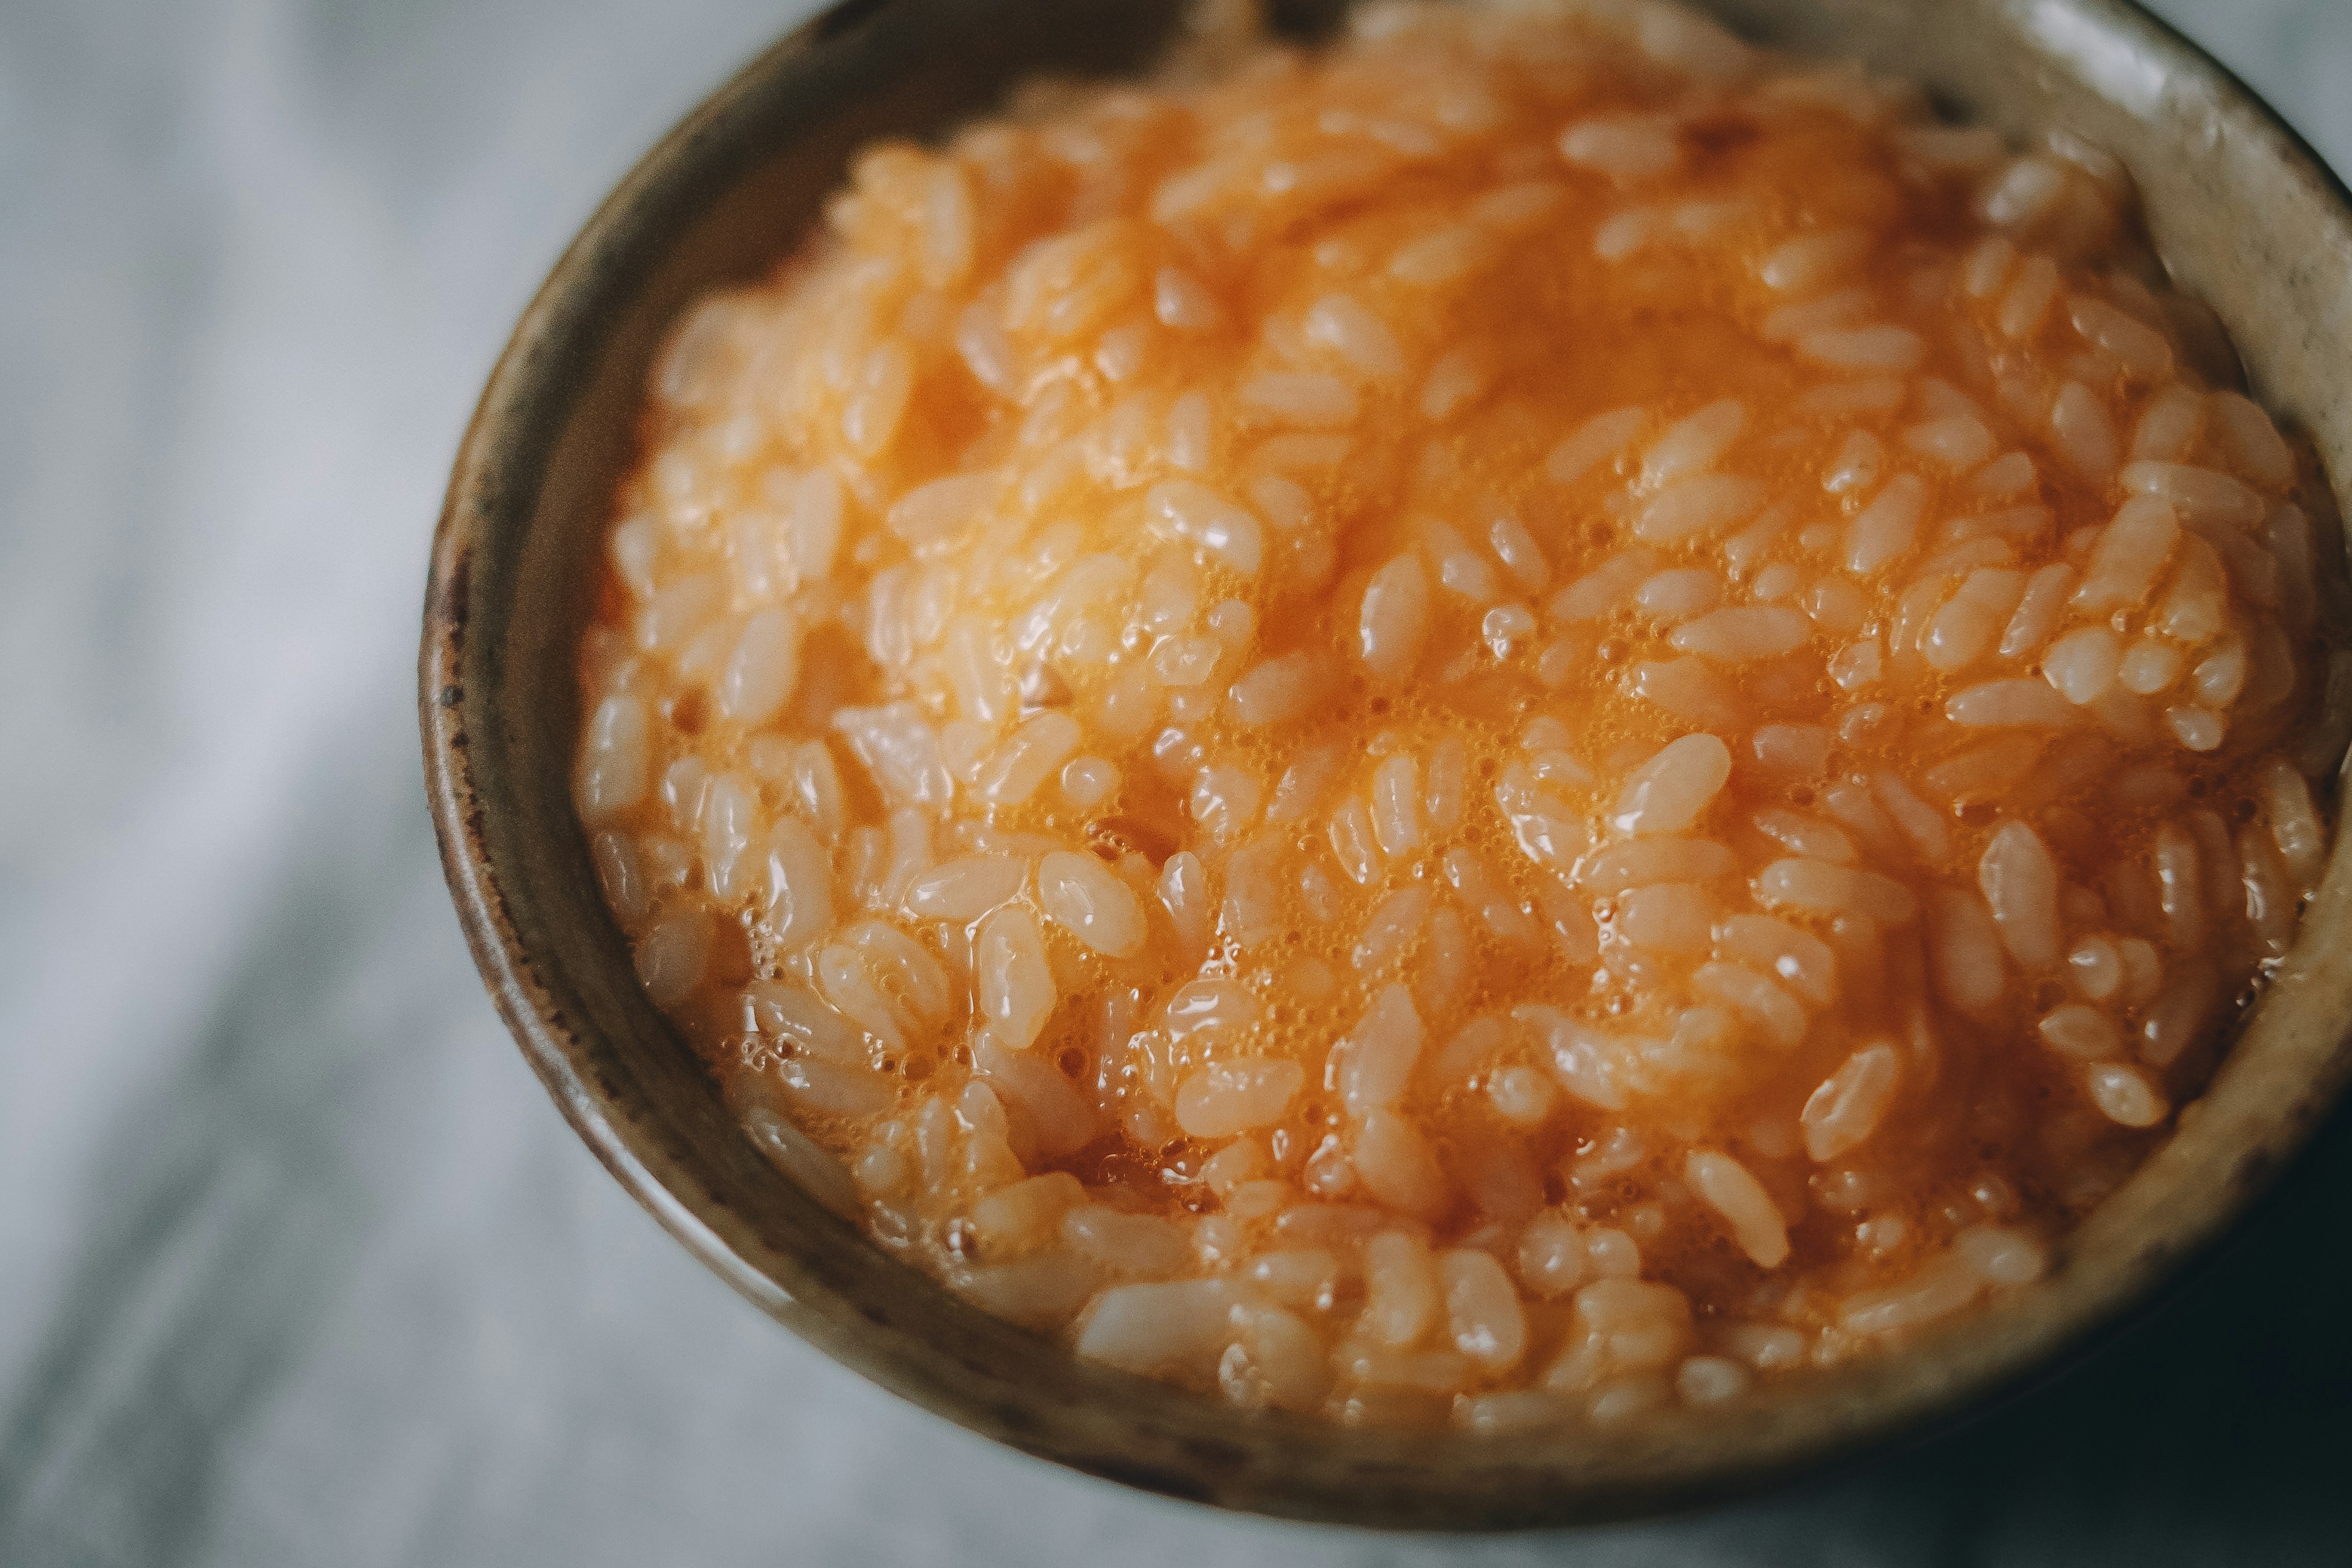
[4,1,2350,1562]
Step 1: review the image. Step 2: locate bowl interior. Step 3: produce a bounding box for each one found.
[422,0,2352,1528]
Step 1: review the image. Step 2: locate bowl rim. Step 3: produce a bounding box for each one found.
[421,0,2352,1529]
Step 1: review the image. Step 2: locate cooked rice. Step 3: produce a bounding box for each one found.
[572,0,2346,1427]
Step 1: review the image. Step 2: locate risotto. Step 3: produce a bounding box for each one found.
[571,0,2347,1427]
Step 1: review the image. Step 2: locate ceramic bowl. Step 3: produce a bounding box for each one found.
[421,0,2352,1528]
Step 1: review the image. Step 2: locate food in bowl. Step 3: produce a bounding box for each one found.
[569,0,2345,1427]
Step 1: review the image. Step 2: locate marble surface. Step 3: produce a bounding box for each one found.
[5,1,2352,1562]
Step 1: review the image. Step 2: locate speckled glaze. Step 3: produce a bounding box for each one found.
[420,0,2352,1528]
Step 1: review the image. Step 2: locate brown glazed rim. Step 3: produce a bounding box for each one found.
[421,0,2352,1529]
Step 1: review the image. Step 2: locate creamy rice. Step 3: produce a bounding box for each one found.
[572,0,2347,1427]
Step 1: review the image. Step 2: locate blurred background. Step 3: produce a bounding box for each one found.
[4,1,2351,1562]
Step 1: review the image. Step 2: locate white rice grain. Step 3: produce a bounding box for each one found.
[2263,759,2329,884]
[2071,496,2180,615]
[1335,984,1425,1118]
[1175,1058,1305,1139]
[1751,724,1833,774]
[1355,1109,1451,1220]
[1926,886,2008,1017]
[902,854,1025,922]
[1389,224,1491,287]
[2120,461,2266,529]
[1617,883,1715,954]
[777,1049,895,1119]
[1839,1252,1981,1335]
[1305,293,1409,380]
[1685,1150,1790,1267]
[1978,820,2060,968]
[1442,1250,1529,1368]
[1076,1280,1243,1374]
[1358,552,1431,681]
[1038,850,1147,957]
[577,695,651,821]
[1229,650,1336,728]
[2084,1061,2167,1127]
[1635,474,1768,545]
[2139,962,2217,1067]
[1547,406,1648,484]
[718,608,801,726]
[1997,562,2076,660]
[1761,228,1871,291]
[1559,115,1683,182]
[1845,474,1928,576]
[1955,1224,2047,1286]
[1063,1205,1192,1276]
[2049,382,2120,484]
[1905,416,1995,470]
[1154,266,1222,332]
[636,905,711,1006]
[1640,400,1747,489]
[1583,836,1736,892]
[2070,295,2174,379]
[976,903,1057,1049]
[1668,606,1811,662]
[1362,1231,1441,1346]
[1801,1042,1901,1161]
[1922,569,2025,672]
[1800,325,1926,371]
[976,1038,1098,1157]
[2131,383,2206,462]
[1945,678,2076,728]
[2165,705,2225,753]
[1751,810,1856,865]
[1716,913,1838,1004]
[1422,345,1496,419]
[1871,772,1951,859]
[835,702,955,808]
[1352,884,1433,974]
[1442,847,1542,946]
[1757,858,1918,922]
[1371,753,1425,857]
[2042,625,2123,705]
[973,710,1083,806]
[1693,961,1806,1048]
[2038,1003,2120,1058]
[1147,480,1265,575]
[1518,1006,1630,1112]
[1610,733,1733,834]
[2211,390,2296,488]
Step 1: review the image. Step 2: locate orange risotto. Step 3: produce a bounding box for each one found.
[571,0,2346,1427]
